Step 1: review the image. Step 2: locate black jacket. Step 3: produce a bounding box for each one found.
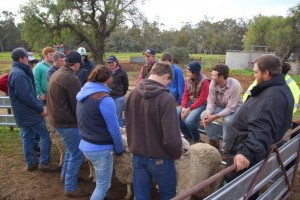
[110,68,129,99]
[226,74,294,164]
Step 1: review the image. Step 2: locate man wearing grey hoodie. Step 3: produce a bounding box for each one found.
[125,61,182,200]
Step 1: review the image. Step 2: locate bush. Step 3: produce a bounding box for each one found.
[165,48,190,64]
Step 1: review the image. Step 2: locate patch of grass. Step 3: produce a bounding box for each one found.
[0,127,22,155]
[231,69,253,76]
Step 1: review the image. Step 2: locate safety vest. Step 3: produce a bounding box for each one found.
[243,74,300,114]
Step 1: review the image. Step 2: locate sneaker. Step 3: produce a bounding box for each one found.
[38,163,60,172]
[65,188,90,198]
[60,175,84,183]
[26,162,38,171]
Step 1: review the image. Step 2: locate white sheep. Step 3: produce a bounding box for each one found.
[114,128,222,200]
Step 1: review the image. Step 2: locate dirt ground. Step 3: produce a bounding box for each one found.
[0,62,300,200]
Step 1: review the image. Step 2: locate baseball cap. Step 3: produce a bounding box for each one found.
[143,49,156,56]
[28,52,39,63]
[65,51,82,64]
[107,55,118,63]
[11,47,28,61]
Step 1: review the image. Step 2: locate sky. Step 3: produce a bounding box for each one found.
[1,0,299,30]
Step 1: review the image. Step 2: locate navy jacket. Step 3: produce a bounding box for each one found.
[8,61,44,127]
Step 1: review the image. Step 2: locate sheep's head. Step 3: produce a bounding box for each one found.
[181,137,191,155]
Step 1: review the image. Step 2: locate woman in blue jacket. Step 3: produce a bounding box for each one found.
[76,65,124,200]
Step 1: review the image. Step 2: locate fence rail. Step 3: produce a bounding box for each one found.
[172,126,300,200]
[0,96,16,127]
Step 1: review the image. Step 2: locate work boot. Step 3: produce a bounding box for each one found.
[65,188,90,198]
[60,175,84,183]
[26,162,38,171]
[209,140,220,149]
[38,163,60,172]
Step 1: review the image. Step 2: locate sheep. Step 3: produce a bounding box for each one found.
[44,117,65,167]
[113,128,222,200]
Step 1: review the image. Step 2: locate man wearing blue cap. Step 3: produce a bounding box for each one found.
[201,64,243,152]
[8,47,59,172]
[136,48,156,85]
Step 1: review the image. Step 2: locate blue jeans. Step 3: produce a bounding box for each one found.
[177,102,206,142]
[55,128,84,192]
[202,106,241,148]
[114,96,124,127]
[20,121,51,165]
[132,155,176,200]
[82,150,113,200]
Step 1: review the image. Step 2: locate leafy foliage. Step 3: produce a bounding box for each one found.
[166,47,190,64]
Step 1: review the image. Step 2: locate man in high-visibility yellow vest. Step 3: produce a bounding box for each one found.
[243,61,300,114]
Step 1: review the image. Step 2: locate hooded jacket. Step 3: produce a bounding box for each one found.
[125,79,182,159]
[226,74,294,164]
[76,82,124,154]
[8,61,44,127]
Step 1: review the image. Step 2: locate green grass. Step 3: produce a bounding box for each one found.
[0,127,22,155]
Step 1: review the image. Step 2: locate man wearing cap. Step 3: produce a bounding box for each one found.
[8,47,59,172]
[33,46,55,105]
[47,51,66,81]
[201,64,243,151]
[106,55,129,127]
[47,51,89,197]
[136,48,156,85]
[76,47,94,85]
[27,52,39,69]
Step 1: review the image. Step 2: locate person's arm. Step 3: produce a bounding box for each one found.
[100,97,124,155]
[161,96,182,159]
[205,81,216,114]
[135,66,144,85]
[214,81,242,117]
[66,77,81,117]
[33,64,44,97]
[236,93,288,164]
[175,66,185,104]
[9,72,43,113]
[181,80,189,108]
[189,79,209,110]
[122,71,129,95]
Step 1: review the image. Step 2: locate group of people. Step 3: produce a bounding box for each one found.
[7,47,128,198]
[127,49,298,199]
[5,46,299,199]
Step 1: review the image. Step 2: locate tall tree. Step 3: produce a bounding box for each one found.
[20,0,143,63]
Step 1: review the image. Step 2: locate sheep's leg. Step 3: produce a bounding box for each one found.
[58,147,65,167]
[124,183,132,200]
[88,160,96,182]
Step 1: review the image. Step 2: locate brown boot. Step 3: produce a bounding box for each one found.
[65,188,90,198]
[38,163,60,172]
[209,140,220,149]
[60,175,84,183]
[25,162,38,171]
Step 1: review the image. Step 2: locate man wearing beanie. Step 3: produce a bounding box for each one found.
[201,64,243,154]
[8,47,59,172]
[47,51,90,197]
[178,61,209,143]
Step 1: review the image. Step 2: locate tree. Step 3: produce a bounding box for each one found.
[20,0,143,63]
[0,11,25,51]
[244,14,296,58]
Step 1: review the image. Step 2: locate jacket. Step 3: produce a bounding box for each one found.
[8,61,44,127]
[75,59,94,85]
[33,60,50,96]
[227,74,294,164]
[47,66,81,128]
[76,82,124,154]
[125,79,182,159]
[168,64,185,104]
[110,67,129,99]
[181,74,209,110]
[243,74,300,114]
[135,61,156,85]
